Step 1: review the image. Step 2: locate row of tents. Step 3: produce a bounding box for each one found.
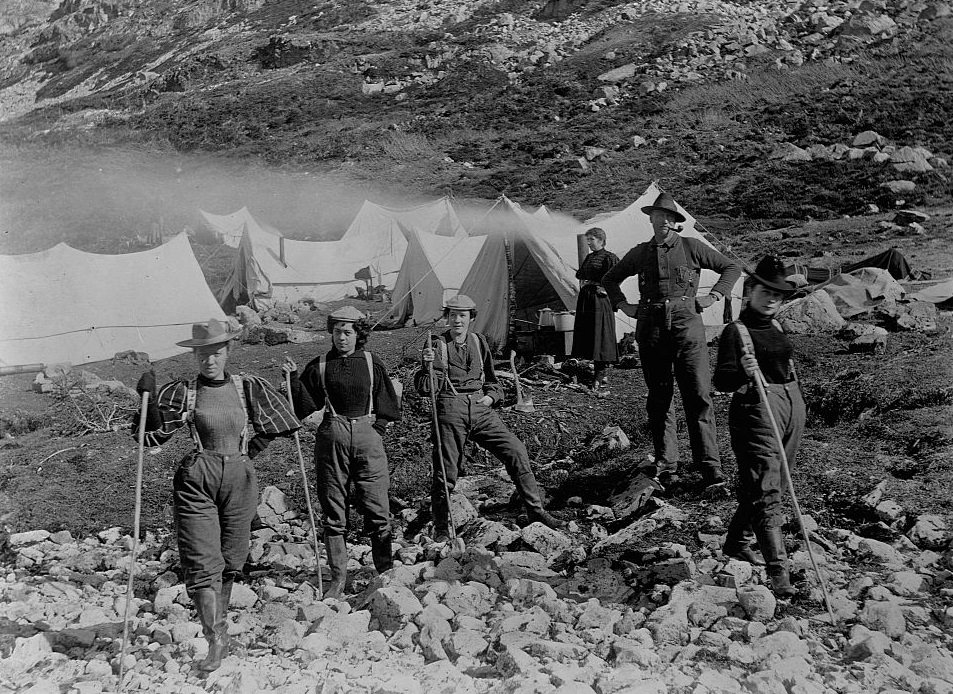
[6,185,947,368]
[206,183,740,349]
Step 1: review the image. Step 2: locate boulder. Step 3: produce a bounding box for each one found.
[859,600,906,639]
[853,131,885,148]
[769,143,812,162]
[597,63,637,83]
[368,585,423,632]
[892,301,938,333]
[607,475,661,523]
[907,515,950,550]
[776,290,844,333]
[460,518,520,549]
[738,585,777,621]
[849,334,887,354]
[521,523,573,562]
[891,146,934,173]
[881,180,916,195]
[588,425,630,452]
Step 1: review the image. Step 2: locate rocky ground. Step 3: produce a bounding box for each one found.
[1,475,952,694]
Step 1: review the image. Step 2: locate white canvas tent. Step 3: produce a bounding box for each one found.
[460,201,580,349]
[200,207,282,248]
[385,228,487,326]
[0,234,225,367]
[584,183,743,333]
[340,198,467,282]
[218,197,468,309]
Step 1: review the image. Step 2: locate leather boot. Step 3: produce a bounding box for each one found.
[371,531,393,574]
[323,534,348,600]
[723,510,766,565]
[193,587,226,673]
[517,472,565,530]
[757,526,797,598]
[214,579,233,652]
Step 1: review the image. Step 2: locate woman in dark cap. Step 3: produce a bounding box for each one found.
[571,227,619,390]
[282,305,401,600]
[135,318,300,673]
[713,256,804,598]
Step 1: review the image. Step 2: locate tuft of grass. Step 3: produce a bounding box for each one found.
[0,409,53,437]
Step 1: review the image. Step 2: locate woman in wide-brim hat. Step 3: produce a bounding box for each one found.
[134,317,300,674]
[713,256,803,599]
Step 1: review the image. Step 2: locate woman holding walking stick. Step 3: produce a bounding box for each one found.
[282,306,401,600]
[713,256,804,598]
[133,318,300,673]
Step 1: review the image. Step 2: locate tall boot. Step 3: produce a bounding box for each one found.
[757,526,797,598]
[723,509,765,565]
[431,487,450,542]
[193,587,226,673]
[214,578,233,655]
[323,534,348,600]
[517,472,565,530]
[371,530,393,574]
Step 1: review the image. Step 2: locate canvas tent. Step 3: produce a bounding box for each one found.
[218,197,467,310]
[200,207,282,248]
[0,234,225,367]
[584,183,743,333]
[385,228,486,326]
[459,200,580,349]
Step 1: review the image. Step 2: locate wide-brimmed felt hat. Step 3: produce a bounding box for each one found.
[176,318,241,348]
[641,192,686,224]
[328,305,366,323]
[444,294,477,311]
[749,255,797,294]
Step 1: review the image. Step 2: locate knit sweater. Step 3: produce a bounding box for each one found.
[714,308,795,392]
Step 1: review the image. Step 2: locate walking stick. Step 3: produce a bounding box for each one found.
[426,332,464,553]
[119,391,148,689]
[748,366,838,625]
[285,371,324,595]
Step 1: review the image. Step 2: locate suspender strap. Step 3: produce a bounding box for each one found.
[231,374,250,455]
[186,379,202,452]
[319,353,376,417]
[185,377,251,454]
[437,333,485,396]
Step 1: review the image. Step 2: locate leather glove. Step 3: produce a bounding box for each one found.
[136,369,156,395]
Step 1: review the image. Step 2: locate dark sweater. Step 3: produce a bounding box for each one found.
[714,308,795,392]
[576,248,619,283]
[291,349,400,430]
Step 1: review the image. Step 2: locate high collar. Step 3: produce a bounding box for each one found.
[198,372,230,387]
[741,306,776,330]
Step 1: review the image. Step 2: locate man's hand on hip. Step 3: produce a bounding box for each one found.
[619,302,639,318]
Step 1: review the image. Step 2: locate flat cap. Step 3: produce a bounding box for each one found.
[328,305,366,322]
[444,294,477,311]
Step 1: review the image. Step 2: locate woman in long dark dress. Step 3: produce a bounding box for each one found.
[571,227,619,389]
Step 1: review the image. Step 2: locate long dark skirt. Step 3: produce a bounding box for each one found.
[571,285,618,361]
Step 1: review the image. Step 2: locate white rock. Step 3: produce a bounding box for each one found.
[738,585,777,621]
[369,585,423,632]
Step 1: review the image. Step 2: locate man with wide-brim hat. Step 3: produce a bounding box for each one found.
[602,190,742,494]
[134,317,300,673]
[713,255,803,598]
[283,305,401,599]
[414,294,564,538]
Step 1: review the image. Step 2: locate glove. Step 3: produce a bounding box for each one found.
[136,369,156,395]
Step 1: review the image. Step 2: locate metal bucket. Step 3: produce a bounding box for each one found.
[553,311,575,331]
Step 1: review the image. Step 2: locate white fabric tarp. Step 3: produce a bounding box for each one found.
[584,183,743,333]
[0,234,225,366]
[200,207,282,248]
[386,229,486,326]
[825,267,906,317]
[218,197,468,308]
[906,277,953,305]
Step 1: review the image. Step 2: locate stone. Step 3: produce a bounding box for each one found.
[849,334,887,354]
[907,515,950,550]
[776,290,844,333]
[506,578,557,607]
[442,582,494,618]
[369,585,423,632]
[595,665,665,693]
[841,321,887,339]
[738,585,777,621]
[769,143,812,162]
[558,557,634,603]
[521,523,573,562]
[857,538,905,567]
[853,131,885,147]
[893,210,930,225]
[597,63,637,83]
[891,146,934,173]
[230,583,259,608]
[859,600,906,638]
[846,624,891,660]
[447,493,478,530]
[460,518,520,550]
[588,425,629,452]
[445,629,488,660]
[893,301,938,333]
[591,518,658,556]
[575,599,622,631]
[610,637,660,668]
[607,475,661,523]
[882,180,916,194]
[752,631,809,662]
[8,530,51,546]
[6,633,53,671]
